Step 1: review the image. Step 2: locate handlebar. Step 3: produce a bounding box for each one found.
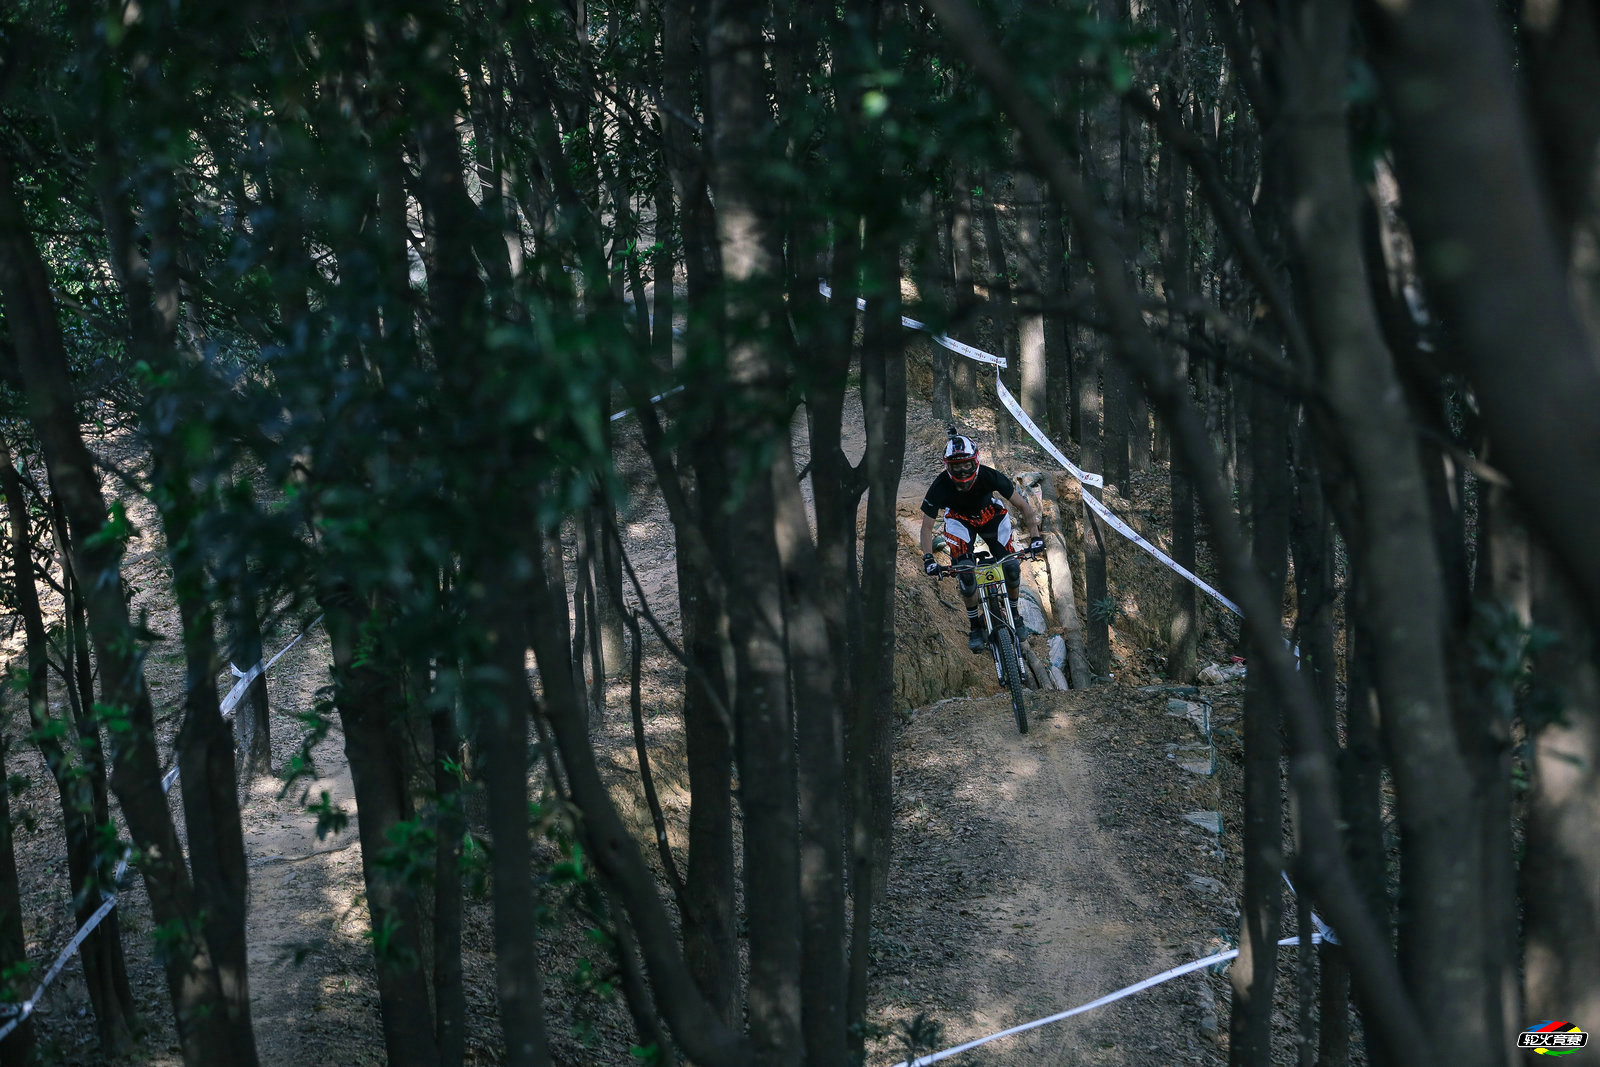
[929,549,1040,577]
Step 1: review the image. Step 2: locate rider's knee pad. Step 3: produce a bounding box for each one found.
[1002,556,1021,587]
[955,559,977,598]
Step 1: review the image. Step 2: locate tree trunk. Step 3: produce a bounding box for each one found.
[431,691,466,1067]
[159,477,258,1067]
[1015,172,1048,424]
[475,597,552,1067]
[1041,477,1092,688]
[1341,597,1393,1067]
[321,593,441,1067]
[950,169,979,409]
[1042,206,1071,442]
[1229,380,1289,1067]
[773,419,847,1066]
[1076,330,1109,677]
[707,3,805,1061]
[848,232,909,1058]
[979,175,1016,453]
[0,721,31,1067]
[228,544,272,783]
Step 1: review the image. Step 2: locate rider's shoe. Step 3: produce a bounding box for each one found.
[968,626,986,653]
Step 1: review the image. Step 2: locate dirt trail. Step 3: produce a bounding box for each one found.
[870,688,1228,1065]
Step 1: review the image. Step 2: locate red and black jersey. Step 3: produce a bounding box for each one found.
[920,465,1015,521]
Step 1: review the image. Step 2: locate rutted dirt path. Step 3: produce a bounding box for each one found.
[866,687,1235,1065]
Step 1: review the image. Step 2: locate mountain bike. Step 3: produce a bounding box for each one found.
[937,550,1035,734]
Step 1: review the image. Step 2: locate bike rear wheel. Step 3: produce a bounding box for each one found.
[995,627,1028,733]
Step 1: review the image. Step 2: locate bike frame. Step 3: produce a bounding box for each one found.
[956,550,1023,677]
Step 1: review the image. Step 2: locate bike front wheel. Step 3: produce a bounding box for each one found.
[995,627,1028,733]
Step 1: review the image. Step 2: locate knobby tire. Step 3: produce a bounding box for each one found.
[996,627,1028,733]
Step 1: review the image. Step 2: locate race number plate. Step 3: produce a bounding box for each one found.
[973,563,1005,585]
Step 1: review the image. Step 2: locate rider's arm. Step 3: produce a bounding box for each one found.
[1006,489,1042,539]
[919,513,937,556]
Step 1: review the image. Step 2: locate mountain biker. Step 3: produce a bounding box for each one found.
[919,430,1046,653]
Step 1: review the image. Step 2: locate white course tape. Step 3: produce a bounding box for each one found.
[818,280,1009,368]
[609,384,685,423]
[889,931,1325,1067]
[994,373,1103,489]
[1082,478,1242,616]
[160,617,322,792]
[0,618,322,1041]
[1281,871,1340,946]
[0,896,120,1040]
[991,368,1238,614]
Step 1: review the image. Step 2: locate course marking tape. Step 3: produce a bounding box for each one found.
[1080,472,1242,616]
[0,618,322,1042]
[994,373,1103,488]
[608,384,685,423]
[1281,871,1340,946]
[818,280,1008,367]
[0,896,120,1039]
[888,931,1325,1067]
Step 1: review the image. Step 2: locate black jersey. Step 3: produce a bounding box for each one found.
[920,465,1016,519]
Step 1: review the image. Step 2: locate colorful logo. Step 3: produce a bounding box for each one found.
[1519,1021,1588,1055]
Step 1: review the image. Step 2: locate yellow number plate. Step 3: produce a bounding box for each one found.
[973,563,1005,585]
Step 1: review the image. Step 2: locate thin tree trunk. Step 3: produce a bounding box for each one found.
[1042,477,1092,688]
[321,593,441,1067]
[527,526,750,1066]
[1076,328,1109,677]
[0,723,31,1067]
[1015,172,1048,424]
[1042,206,1071,442]
[431,683,466,1067]
[707,4,805,1061]
[1229,382,1289,1067]
[979,179,1016,453]
[476,598,552,1067]
[229,561,271,782]
[160,476,258,1066]
[950,169,979,409]
[773,420,848,1066]
[1341,597,1392,1067]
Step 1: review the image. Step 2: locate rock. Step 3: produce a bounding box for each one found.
[1199,662,1247,685]
[1178,758,1214,775]
[1048,634,1067,669]
[1138,683,1200,699]
[1166,699,1210,737]
[1048,665,1070,691]
[1183,811,1223,834]
[1197,985,1220,1039]
[1186,872,1225,896]
[1015,591,1048,637]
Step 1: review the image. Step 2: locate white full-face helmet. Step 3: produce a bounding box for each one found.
[944,430,979,488]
